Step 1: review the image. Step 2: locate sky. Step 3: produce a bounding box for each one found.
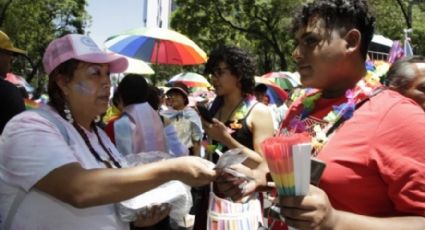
[86,0,143,48]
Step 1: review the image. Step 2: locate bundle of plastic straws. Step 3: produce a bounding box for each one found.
[261,133,312,197]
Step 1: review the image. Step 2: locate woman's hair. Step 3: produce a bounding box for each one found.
[48,59,80,118]
[111,89,121,107]
[292,0,375,60]
[204,45,257,95]
[147,85,161,110]
[117,74,150,106]
[386,56,425,93]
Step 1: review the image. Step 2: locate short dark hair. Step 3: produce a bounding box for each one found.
[147,85,161,110]
[117,74,150,106]
[254,83,268,93]
[292,0,375,59]
[204,45,257,95]
[386,55,425,93]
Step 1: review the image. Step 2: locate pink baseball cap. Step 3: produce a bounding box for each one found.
[43,34,128,74]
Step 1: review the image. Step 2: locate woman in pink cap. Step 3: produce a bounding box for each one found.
[0,34,216,230]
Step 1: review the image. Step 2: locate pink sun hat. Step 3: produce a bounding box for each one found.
[43,34,128,75]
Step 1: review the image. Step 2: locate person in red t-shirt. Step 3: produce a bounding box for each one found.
[216,0,425,229]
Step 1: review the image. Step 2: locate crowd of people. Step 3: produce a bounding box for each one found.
[0,0,424,230]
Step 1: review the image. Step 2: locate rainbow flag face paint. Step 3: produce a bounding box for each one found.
[261,133,312,197]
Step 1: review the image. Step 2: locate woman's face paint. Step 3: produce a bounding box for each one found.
[65,62,111,119]
[71,65,106,96]
[73,80,96,96]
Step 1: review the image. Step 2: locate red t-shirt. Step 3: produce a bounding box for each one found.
[282,89,425,216]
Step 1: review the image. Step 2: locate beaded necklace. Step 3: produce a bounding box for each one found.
[72,122,122,168]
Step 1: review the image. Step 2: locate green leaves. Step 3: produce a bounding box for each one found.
[0,0,89,92]
[172,0,299,73]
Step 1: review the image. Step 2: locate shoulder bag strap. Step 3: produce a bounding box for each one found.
[3,109,71,230]
[3,189,25,230]
[326,87,386,137]
[33,109,71,145]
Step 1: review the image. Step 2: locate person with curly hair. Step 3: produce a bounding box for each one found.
[193,45,274,229]
[203,45,274,165]
[216,1,425,229]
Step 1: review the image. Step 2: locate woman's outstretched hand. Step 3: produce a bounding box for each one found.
[170,156,217,187]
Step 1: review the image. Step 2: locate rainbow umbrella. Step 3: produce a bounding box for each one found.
[255,77,288,105]
[168,72,211,88]
[261,71,300,90]
[104,27,207,65]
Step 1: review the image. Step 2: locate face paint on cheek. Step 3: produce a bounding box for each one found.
[73,81,96,96]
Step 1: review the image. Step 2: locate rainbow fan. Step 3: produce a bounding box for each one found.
[261,133,312,197]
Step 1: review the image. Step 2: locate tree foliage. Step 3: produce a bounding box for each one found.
[373,0,425,55]
[171,0,301,74]
[171,0,425,75]
[0,0,90,95]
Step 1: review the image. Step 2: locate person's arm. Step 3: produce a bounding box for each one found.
[35,156,216,208]
[191,140,201,157]
[215,160,271,201]
[0,111,215,209]
[280,185,425,230]
[204,103,274,167]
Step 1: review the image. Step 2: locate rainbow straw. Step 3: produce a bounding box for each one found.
[261,133,311,197]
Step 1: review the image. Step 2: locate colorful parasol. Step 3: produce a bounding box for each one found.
[168,72,211,88]
[261,71,301,90]
[105,27,207,65]
[255,77,288,105]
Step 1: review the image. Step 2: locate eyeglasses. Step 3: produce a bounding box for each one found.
[211,67,230,77]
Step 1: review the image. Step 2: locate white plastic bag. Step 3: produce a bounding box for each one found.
[116,151,192,225]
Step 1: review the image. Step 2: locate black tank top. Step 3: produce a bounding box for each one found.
[209,96,258,163]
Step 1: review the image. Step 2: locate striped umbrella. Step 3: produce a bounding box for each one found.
[105,27,207,65]
[261,71,300,90]
[168,72,211,88]
[255,77,288,105]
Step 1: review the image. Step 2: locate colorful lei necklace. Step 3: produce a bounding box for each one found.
[204,96,257,155]
[287,79,379,154]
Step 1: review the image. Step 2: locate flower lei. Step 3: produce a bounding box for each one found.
[288,79,379,154]
[205,97,256,155]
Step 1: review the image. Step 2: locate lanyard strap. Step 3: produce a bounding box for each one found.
[326,86,386,137]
